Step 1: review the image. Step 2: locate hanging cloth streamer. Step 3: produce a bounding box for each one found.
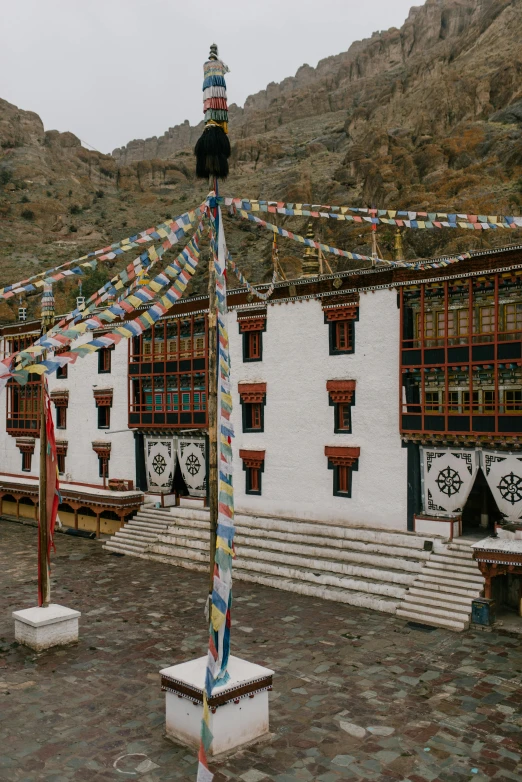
[420,447,480,517]
[481,450,522,520]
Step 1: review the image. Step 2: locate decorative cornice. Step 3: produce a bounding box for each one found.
[92,441,111,457]
[93,388,113,407]
[239,449,265,468]
[238,382,266,404]
[15,437,35,454]
[324,445,360,467]
[55,440,68,456]
[50,389,69,406]
[327,380,356,404]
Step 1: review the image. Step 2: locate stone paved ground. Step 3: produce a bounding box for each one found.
[1,519,522,782]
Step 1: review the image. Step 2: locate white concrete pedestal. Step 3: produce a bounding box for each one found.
[12,604,80,651]
[160,655,274,756]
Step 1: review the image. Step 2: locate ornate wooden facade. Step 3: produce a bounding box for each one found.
[128,313,208,429]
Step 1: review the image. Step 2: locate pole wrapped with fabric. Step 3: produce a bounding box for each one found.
[194,44,231,180]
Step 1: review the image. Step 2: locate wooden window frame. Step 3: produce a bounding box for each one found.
[98,346,113,374]
[239,450,265,496]
[400,273,522,438]
[325,446,360,499]
[22,450,32,472]
[238,313,266,364]
[327,380,356,433]
[239,383,266,433]
[56,405,67,429]
[323,303,359,356]
[98,454,110,479]
[128,315,209,429]
[57,452,66,474]
[56,364,68,379]
[97,405,110,430]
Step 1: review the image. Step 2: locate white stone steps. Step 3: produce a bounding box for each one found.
[416,575,483,597]
[396,608,468,632]
[429,553,479,568]
[105,540,147,555]
[116,530,159,543]
[149,541,408,599]
[152,536,415,587]
[406,587,474,608]
[424,562,484,581]
[398,601,470,624]
[166,509,432,550]
[156,529,423,574]
[403,592,472,613]
[232,572,399,614]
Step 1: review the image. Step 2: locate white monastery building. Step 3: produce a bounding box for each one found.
[2,242,522,631]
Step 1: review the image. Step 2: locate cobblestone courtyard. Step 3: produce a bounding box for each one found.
[1,520,521,782]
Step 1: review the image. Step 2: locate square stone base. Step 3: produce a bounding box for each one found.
[13,604,80,651]
[160,655,274,756]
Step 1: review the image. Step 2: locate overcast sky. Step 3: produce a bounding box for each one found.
[0,0,416,154]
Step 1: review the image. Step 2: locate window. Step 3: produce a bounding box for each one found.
[337,403,352,431]
[425,391,442,412]
[98,406,110,429]
[246,464,261,494]
[324,303,358,355]
[239,383,266,433]
[479,306,495,334]
[244,402,263,431]
[504,303,522,334]
[505,390,522,412]
[243,331,262,361]
[483,390,496,412]
[325,446,360,499]
[57,453,65,474]
[21,451,32,472]
[327,380,356,433]
[56,364,68,379]
[56,406,67,429]
[98,455,110,479]
[98,347,112,373]
[239,450,265,496]
[6,380,41,435]
[128,315,209,429]
[462,391,479,413]
[448,391,460,412]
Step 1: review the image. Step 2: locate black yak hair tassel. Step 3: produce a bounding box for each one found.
[194,44,231,180]
[195,124,230,180]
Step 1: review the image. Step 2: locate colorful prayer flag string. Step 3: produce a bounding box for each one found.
[225,198,522,232]
[230,204,477,270]
[9,222,205,382]
[0,204,206,302]
[226,254,276,301]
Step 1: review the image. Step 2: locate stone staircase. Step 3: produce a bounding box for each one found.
[104,506,433,615]
[396,539,484,632]
[103,508,485,631]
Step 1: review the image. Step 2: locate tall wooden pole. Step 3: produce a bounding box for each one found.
[207,186,219,606]
[38,371,50,607]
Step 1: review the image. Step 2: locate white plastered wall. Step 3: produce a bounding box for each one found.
[229,289,408,530]
[0,336,135,487]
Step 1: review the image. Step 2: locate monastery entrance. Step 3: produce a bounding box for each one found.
[461,468,501,537]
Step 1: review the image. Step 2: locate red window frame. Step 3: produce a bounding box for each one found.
[21,451,32,472]
[400,271,522,437]
[56,406,67,429]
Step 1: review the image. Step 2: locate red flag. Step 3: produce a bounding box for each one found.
[37,381,60,606]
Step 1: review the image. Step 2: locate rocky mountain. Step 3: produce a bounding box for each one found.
[1,0,522,322]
